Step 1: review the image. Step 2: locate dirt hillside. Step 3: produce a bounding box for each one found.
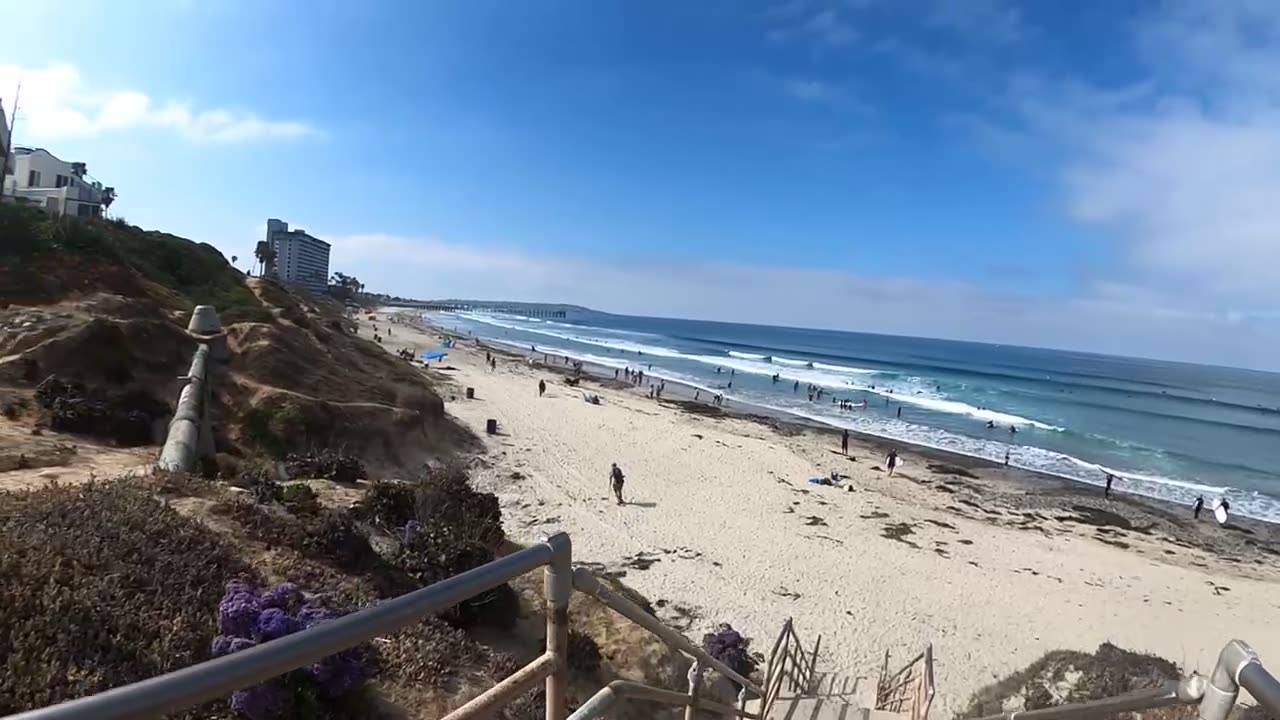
[0,203,472,481]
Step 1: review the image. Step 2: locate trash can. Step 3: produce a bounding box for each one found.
[466,387,475,399]
[485,418,498,435]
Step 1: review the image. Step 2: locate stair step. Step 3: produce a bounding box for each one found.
[764,698,913,720]
[766,696,856,720]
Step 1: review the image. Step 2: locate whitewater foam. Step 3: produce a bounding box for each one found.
[859,386,1063,431]
[752,396,1276,522]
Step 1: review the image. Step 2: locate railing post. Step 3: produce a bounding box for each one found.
[684,661,704,720]
[544,533,572,720]
[1200,640,1255,720]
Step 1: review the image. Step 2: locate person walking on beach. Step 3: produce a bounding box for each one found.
[1104,473,1115,499]
[1193,495,1205,519]
[609,462,626,505]
[1003,448,1010,466]
[538,379,546,397]
[841,429,849,455]
[886,449,900,476]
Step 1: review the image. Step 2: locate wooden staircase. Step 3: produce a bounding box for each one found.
[764,669,877,720]
[754,626,934,720]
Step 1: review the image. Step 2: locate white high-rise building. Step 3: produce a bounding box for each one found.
[266,219,331,294]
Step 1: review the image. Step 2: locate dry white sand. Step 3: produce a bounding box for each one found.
[364,313,1280,717]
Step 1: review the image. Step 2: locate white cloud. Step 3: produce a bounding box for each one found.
[767,5,859,48]
[926,0,1030,45]
[990,1,1280,307]
[786,78,834,101]
[0,63,316,143]
[321,231,1280,370]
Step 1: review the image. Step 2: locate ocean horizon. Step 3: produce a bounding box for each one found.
[421,307,1280,523]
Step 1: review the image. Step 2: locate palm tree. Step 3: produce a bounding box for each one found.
[252,240,270,274]
[231,255,238,271]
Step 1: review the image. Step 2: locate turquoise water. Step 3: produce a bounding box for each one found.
[430,310,1280,522]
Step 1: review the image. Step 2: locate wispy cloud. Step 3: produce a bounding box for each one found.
[926,0,1031,45]
[317,230,1280,370]
[0,63,317,143]
[785,78,837,101]
[767,4,859,48]
[984,1,1280,307]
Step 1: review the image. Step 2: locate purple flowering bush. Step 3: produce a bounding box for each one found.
[702,624,758,688]
[212,581,373,719]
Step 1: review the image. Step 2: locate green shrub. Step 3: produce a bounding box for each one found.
[958,643,1182,718]
[0,480,255,718]
[357,466,515,629]
[0,203,266,321]
[281,483,322,515]
[286,449,365,484]
[354,480,416,529]
[241,407,287,458]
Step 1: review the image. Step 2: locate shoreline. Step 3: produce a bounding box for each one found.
[367,309,1280,717]
[429,317,1278,535]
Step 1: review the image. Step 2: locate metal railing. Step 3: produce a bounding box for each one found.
[5,521,1280,720]
[2,532,767,720]
[757,618,822,718]
[877,643,935,720]
[157,305,227,472]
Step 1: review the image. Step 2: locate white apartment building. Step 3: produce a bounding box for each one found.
[2,147,109,217]
[266,219,331,294]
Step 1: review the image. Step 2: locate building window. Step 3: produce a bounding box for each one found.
[27,170,41,187]
[55,174,70,188]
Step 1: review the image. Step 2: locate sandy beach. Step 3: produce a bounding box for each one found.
[362,312,1280,717]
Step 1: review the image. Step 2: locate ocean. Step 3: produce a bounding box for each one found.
[425,309,1280,523]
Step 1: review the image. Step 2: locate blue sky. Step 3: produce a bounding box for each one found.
[4,1,1280,370]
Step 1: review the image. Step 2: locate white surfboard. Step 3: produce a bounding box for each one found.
[1214,504,1228,525]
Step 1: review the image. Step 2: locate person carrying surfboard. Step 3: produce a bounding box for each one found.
[886,449,900,476]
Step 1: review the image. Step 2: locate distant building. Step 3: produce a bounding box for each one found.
[266,219,331,294]
[2,147,109,217]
